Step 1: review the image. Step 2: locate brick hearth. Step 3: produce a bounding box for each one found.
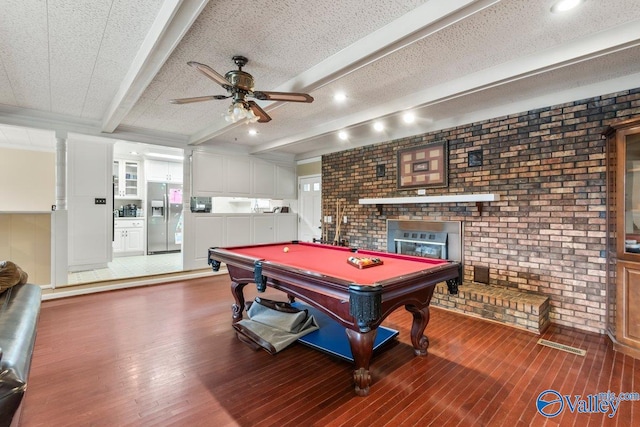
[432,282,550,334]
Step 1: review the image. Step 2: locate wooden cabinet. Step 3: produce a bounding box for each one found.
[616,261,640,350]
[605,117,640,358]
[113,219,144,256]
[146,160,182,183]
[113,159,140,198]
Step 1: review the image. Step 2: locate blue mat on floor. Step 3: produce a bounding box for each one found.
[292,302,399,362]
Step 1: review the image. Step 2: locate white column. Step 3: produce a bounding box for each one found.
[51,130,69,288]
[55,130,67,210]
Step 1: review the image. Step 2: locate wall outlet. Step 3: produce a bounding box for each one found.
[94,198,107,205]
[417,189,426,195]
[343,216,348,224]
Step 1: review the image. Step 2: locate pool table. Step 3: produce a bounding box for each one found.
[208,241,461,396]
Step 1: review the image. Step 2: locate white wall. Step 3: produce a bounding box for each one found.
[67,136,114,271]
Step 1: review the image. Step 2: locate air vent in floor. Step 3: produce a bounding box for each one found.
[537,338,586,356]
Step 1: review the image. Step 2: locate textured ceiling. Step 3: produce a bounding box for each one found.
[1,0,640,161]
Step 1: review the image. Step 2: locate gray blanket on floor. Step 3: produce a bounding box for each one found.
[233,298,319,354]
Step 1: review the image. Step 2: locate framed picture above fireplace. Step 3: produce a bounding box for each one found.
[397,140,448,189]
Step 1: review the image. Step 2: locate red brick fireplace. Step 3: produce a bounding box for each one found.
[320,87,640,334]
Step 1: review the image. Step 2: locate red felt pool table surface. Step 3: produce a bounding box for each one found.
[225,241,449,285]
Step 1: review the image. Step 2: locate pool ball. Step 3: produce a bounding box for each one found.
[283,246,289,253]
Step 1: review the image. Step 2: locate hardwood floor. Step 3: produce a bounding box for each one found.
[22,276,637,426]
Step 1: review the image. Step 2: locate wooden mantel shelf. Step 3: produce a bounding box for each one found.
[358,193,500,214]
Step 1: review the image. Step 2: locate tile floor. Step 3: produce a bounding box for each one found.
[67,252,183,285]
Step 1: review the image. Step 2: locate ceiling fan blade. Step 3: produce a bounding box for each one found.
[252,91,314,103]
[187,61,231,88]
[169,95,229,104]
[247,101,272,123]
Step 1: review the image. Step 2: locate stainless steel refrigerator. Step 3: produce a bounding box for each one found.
[147,182,183,254]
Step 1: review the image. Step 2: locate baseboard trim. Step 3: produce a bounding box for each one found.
[41,267,226,300]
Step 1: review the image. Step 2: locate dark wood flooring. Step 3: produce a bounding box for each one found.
[21,275,637,426]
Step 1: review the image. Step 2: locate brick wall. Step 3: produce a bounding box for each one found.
[322,88,640,333]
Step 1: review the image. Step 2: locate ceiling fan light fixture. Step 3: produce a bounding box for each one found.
[174,56,312,124]
[223,101,258,123]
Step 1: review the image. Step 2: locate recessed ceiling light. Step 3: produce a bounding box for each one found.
[334,93,347,102]
[248,129,257,136]
[130,151,138,155]
[373,121,385,132]
[338,131,348,140]
[550,0,582,13]
[402,112,416,124]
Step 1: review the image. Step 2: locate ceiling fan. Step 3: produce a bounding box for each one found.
[169,55,314,123]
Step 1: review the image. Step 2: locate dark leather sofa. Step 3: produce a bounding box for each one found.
[0,284,42,427]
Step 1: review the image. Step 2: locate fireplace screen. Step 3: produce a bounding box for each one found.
[394,231,448,260]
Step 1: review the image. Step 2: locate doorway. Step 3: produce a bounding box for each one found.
[298,175,322,242]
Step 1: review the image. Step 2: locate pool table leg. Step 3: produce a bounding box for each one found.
[231,281,249,322]
[405,304,430,356]
[345,328,377,396]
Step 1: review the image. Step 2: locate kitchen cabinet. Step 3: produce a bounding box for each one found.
[276,164,297,199]
[146,159,183,183]
[252,161,276,197]
[604,116,640,359]
[113,159,140,198]
[113,219,144,256]
[276,214,297,241]
[253,215,276,244]
[225,157,252,195]
[191,151,296,198]
[192,151,224,196]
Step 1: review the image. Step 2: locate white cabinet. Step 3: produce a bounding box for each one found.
[253,215,276,244]
[146,160,183,183]
[252,214,297,244]
[225,157,252,195]
[192,152,224,196]
[113,219,144,256]
[276,214,298,241]
[276,165,297,199]
[252,161,276,197]
[191,151,296,199]
[226,216,252,246]
[113,160,140,198]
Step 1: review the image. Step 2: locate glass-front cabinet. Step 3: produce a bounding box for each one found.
[605,117,640,359]
[622,132,640,252]
[113,159,140,198]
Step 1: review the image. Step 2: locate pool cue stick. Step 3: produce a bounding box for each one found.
[336,203,346,244]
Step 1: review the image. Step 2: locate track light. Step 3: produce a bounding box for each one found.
[550,0,582,13]
[403,112,416,124]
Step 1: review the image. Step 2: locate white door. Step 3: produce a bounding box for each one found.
[298,175,322,242]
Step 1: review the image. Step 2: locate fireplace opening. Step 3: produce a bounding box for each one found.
[394,230,448,259]
[386,220,462,263]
